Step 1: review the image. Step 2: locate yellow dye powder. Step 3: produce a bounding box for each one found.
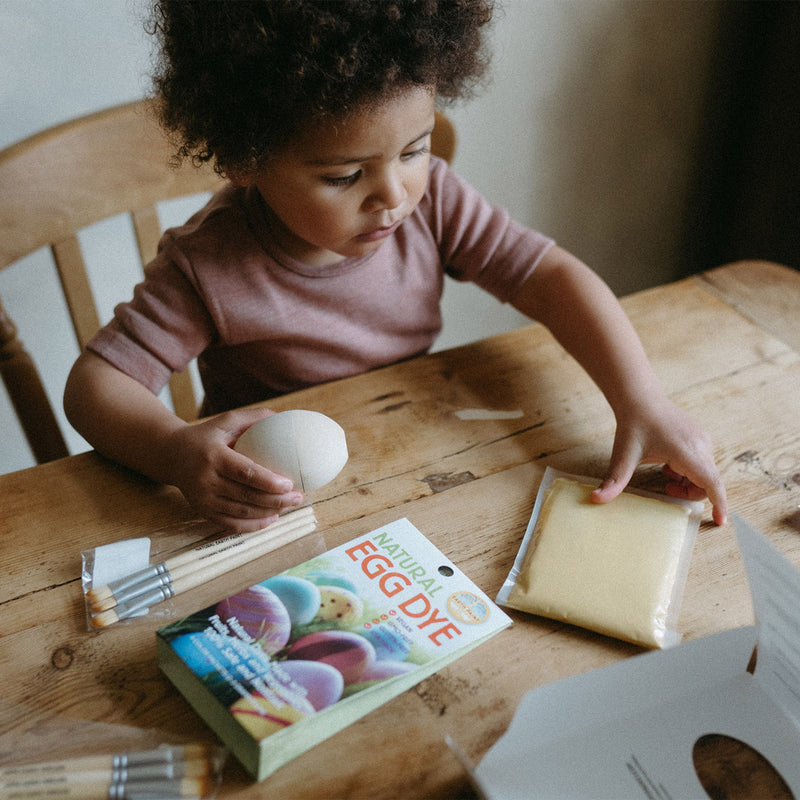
[507,478,691,647]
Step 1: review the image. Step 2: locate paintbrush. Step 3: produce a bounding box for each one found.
[0,756,212,785]
[89,523,309,615]
[90,513,318,627]
[86,506,315,611]
[87,512,317,615]
[0,744,219,799]
[0,775,210,799]
[0,743,213,780]
[87,506,313,606]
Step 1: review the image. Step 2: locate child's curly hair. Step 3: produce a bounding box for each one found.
[148,0,494,177]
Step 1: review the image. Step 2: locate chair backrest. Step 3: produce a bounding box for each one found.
[0,101,456,466]
[0,99,225,464]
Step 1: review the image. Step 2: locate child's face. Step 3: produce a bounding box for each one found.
[244,85,436,267]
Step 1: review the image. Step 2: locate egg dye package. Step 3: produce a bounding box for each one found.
[497,467,703,648]
[156,517,511,781]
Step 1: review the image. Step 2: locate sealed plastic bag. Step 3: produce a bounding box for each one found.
[497,467,703,648]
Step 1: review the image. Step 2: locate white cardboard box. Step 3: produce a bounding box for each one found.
[473,516,800,799]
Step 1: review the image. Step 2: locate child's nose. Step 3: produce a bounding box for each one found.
[366,169,406,212]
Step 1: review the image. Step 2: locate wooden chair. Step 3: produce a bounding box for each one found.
[431,108,456,165]
[0,101,456,466]
[0,100,225,464]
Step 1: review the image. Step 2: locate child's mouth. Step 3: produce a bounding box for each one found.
[356,220,402,243]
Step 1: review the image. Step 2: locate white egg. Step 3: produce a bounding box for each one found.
[235,410,348,492]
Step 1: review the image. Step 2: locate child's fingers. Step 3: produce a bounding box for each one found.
[591,469,636,504]
[227,478,303,512]
[219,406,275,442]
[200,477,302,529]
[205,507,281,533]
[591,435,642,504]
[663,476,707,502]
[234,454,296,493]
[590,478,623,504]
[663,465,728,526]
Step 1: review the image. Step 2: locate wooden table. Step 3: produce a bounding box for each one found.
[1,260,799,798]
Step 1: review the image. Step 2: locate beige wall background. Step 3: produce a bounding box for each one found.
[0,0,725,473]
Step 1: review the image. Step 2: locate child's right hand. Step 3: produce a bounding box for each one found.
[65,353,302,530]
[166,407,304,531]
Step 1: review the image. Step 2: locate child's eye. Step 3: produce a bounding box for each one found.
[324,171,360,187]
[401,145,430,161]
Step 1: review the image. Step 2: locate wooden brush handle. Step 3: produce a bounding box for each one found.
[167,505,315,570]
[168,519,319,595]
[166,508,316,583]
[104,508,316,607]
[113,517,319,620]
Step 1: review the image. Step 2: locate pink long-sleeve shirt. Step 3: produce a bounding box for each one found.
[89,156,554,415]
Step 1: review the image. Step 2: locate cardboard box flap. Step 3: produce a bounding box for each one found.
[473,516,800,799]
[735,514,800,729]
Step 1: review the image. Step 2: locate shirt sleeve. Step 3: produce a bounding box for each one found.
[87,233,216,395]
[423,157,555,303]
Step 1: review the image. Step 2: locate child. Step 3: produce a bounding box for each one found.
[64,0,727,531]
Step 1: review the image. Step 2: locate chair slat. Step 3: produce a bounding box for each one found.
[0,101,225,272]
[168,369,199,421]
[0,295,69,463]
[432,110,456,164]
[131,205,199,421]
[52,236,100,350]
[131,205,162,266]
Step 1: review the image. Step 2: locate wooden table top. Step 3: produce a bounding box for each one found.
[1,260,799,799]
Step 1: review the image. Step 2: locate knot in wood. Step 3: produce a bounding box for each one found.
[51,646,74,670]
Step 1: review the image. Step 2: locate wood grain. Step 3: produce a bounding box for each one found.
[1,262,799,798]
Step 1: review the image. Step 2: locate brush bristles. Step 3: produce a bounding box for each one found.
[90,608,120,629]
[178,775,210,796]
[89,594,117,613]
[85,584,114,605]
[179,744,213,761]
[176,758,213,778]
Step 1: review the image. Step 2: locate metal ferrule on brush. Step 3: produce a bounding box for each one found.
[110,569,174,609]
[107,777,191,798]
[114,581,176,620]
[101,562,169,597]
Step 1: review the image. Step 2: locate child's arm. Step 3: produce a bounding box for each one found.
[512,245,728,525]
[64,352,303,531]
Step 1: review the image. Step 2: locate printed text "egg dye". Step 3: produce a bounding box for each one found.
[346,538,461,646]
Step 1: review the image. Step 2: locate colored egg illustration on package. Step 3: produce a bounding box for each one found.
[260,575,321,626]
[359,659,418,682]
[273,659,344,711]
[362,625,411,662]
[230,690,313,741]
[287,630,376,685]
[169,631,240,678]
[314,585,364,626]
[216,585,291,655]
[304,570,358,595]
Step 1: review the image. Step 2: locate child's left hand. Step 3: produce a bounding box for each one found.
[590,395,728,525]
[513,246,727,524]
